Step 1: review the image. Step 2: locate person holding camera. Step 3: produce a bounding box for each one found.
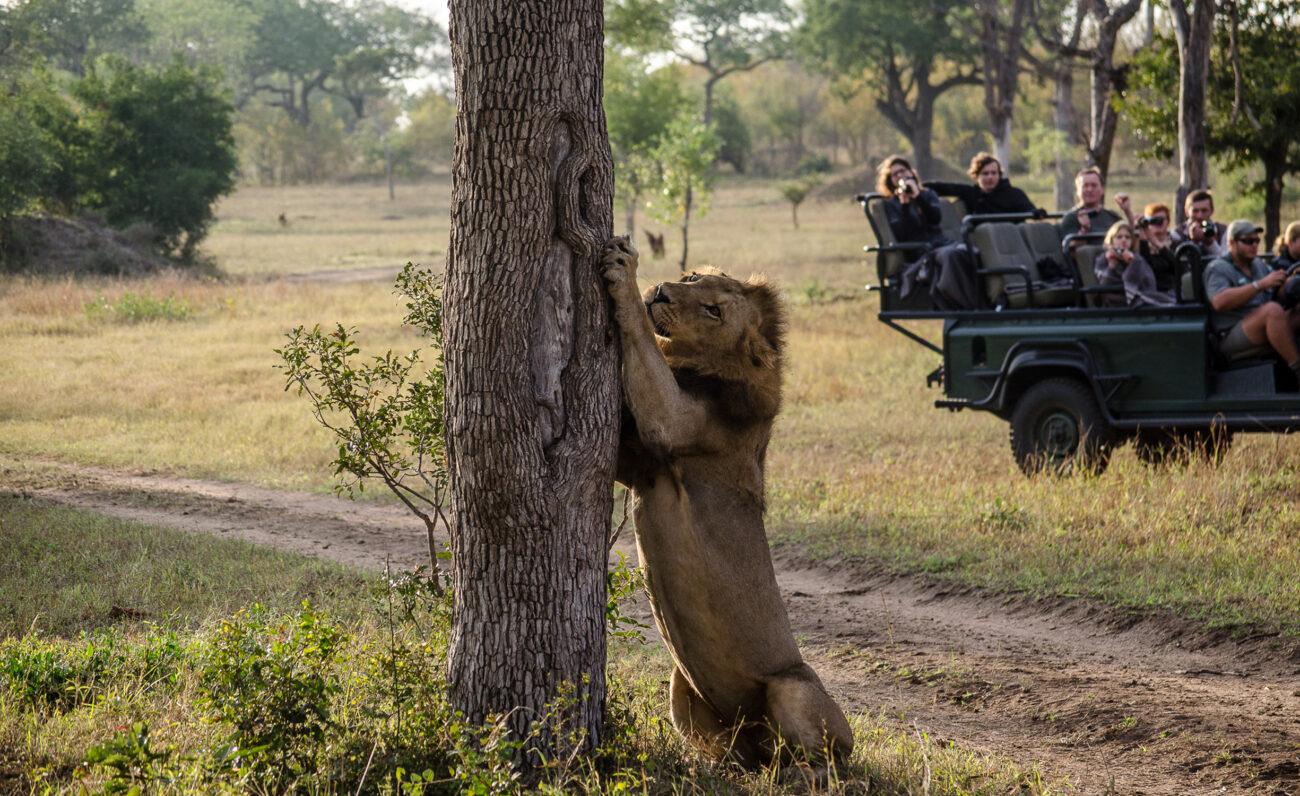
[1204,220,1300,375]
[1174,189,1227,259]
[1114,195,1179,294]
[1093,221,1174,308]
[875,155,950,252]
[1057,167,1122,249]
[874,155,986,309]
[926,152,1045,218]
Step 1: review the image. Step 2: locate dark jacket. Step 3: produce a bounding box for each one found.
[1058,206,1122,239]
[883,188,950,249]
[1138,239,1180,293]
[927,178,1040,217]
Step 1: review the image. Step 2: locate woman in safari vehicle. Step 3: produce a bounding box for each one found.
[927,152,1045,218]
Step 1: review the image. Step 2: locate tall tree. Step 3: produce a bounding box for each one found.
[672,0,792,126]
[974,0,1032,171]
[798,0,980,176]
[1169,0,1216,224]
[1032,0,1143,189]
[12,0,147,76]
[1123,1,1300,243]
[243,0,441,127]
[444,0,618,765]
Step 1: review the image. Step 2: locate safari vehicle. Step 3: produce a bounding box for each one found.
[857,192,1300,475]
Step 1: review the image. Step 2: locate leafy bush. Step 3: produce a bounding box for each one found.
[197,602,343,781]
[84,290,193,323]
[71,56,237,261]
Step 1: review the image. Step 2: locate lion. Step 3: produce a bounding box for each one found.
[598,236,854,770]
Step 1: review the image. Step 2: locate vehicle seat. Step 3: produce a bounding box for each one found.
[1074,243,1117,307]
[970,222,1077,309]
[938,198,966,247]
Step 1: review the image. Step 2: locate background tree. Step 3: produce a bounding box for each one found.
[604,53,691,236]
[73,56,237,259]
[1169,0,1216,223]
[671,0,793,126]
[643,114,722,271]
[1031,0,1143,194]
[14,0,147,76]
[1124,0,1300,243]
[798,0,981,176]
[444,0,618,764]
[974,0,1032,171]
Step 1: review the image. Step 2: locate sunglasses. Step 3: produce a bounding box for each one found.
[1236,236,1261,245]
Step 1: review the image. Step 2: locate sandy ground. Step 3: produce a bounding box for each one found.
[4,458,1298,794]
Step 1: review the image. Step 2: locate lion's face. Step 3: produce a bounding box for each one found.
[642,268,785,382]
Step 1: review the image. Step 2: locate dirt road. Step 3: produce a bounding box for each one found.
[5,459,1298,794]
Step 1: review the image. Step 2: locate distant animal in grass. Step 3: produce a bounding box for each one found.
[278,212,289,227]
[645,230,665,259]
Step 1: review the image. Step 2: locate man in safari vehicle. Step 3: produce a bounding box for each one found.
[1204,219,1300,379]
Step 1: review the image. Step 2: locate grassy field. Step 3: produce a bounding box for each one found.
[3,173,1300,632]
[2,172,1300,791]
[0,497,1058,794]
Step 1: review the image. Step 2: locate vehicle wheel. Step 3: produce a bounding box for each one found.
[1009,378,1114,476]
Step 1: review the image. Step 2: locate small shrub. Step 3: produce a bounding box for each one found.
[83,722,179,793]
[85,290,193,323]
[197,602,344,781]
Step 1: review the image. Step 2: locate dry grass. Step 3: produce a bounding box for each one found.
[3,174,1300,635]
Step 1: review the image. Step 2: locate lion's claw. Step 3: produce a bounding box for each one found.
[600,236,640,288]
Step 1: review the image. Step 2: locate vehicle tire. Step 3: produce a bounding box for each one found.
[1009,378,1114,476]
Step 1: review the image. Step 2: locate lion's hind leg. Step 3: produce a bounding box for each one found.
[669,667,761,768]
[761,664,855,765]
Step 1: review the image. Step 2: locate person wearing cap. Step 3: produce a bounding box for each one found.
[1204,219,1300,375]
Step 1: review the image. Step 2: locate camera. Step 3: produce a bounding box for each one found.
[1279,274,1300,310]
[1196,218,1216,238]
[1137,215,1158,228]
[897,178,918,197]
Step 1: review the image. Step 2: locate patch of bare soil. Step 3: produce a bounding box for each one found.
[3,457,1298,795]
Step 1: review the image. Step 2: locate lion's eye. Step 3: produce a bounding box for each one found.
[704,305,721,319]
[682,273,701,283]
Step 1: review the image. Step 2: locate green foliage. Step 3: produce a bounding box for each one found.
[1023,121,1072,180]
[643,115,723,227]
[277,263,449,588]
[1123,4,1300,236]
[0,628,179,712]
[72,55,237,259]
[606,553,650,643]
[84,722,180,794]
[84,290,194,323]
[198,602,344,779]
[277,264,447,510]
[711,89,752,174]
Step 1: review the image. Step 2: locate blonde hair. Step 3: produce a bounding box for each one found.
[1104,220,1133,247]
[1276,221,1300,255]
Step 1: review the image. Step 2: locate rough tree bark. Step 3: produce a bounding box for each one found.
[1170,0,1215,225]
[444,0,618,761]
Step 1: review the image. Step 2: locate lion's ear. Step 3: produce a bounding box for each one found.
[745,326,779,370]
[743,276,787,356]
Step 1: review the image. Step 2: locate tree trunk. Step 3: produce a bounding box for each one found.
[1263,149,1285,248]
[444,0,618,764]
[679,184,692,272]
[382,130,395,201]
[1052,63,1077,211]
[1171,0,1215,225]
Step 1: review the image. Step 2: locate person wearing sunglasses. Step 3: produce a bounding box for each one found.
[1114,195,1179,294]
[1204,219,1300,375]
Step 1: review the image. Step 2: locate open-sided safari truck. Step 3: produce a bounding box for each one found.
[857,192,1300,476]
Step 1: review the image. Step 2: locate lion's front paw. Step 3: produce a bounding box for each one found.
[600,236,640,291]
